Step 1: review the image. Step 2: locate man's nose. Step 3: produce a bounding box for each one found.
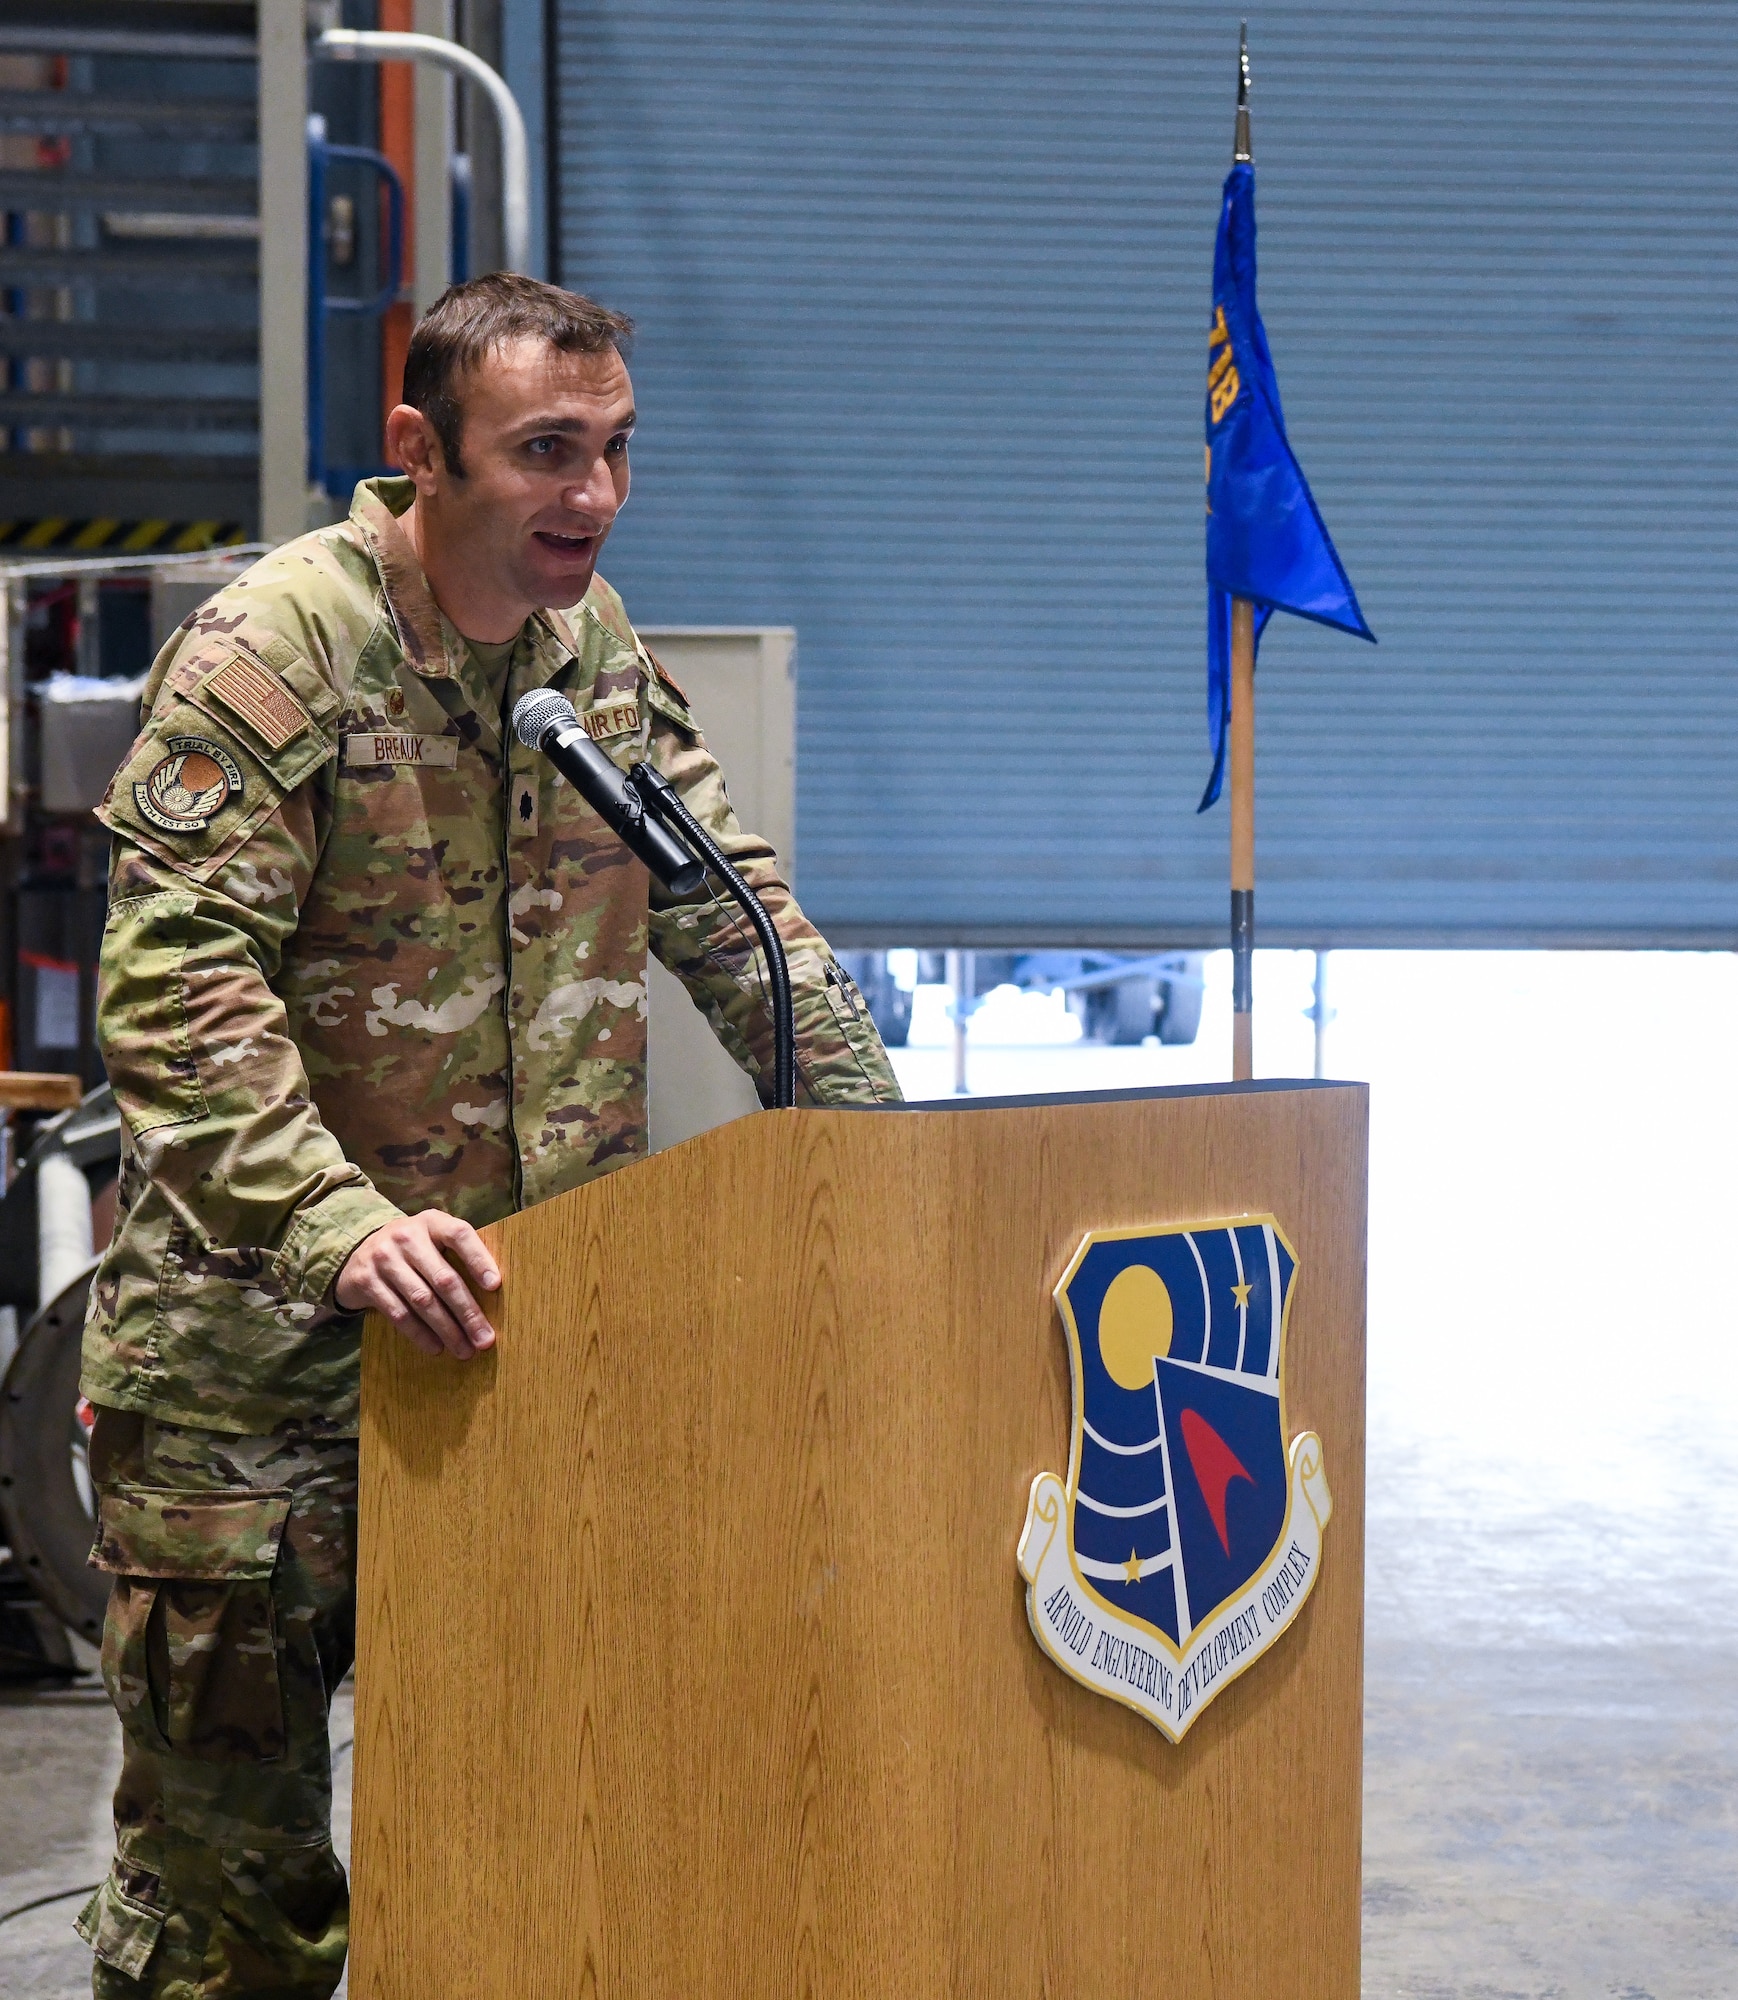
[562,458,618,523]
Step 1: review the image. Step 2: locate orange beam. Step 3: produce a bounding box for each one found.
[379,0,416,452]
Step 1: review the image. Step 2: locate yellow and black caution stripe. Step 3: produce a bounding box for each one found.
[0,519,249,554]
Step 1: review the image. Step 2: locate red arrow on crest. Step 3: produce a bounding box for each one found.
[1179,1406,1254,1555]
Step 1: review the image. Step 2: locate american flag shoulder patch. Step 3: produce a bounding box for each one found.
[201,650,312,752]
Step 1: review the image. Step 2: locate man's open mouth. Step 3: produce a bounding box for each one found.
[533,530,595,554]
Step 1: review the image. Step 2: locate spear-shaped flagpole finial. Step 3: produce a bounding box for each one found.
[1233,20,1252,163]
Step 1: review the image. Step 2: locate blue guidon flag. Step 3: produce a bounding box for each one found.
[1199,159,1374,812]
[1018,1218,1334,1741]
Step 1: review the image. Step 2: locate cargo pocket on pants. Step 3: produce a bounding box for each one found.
[93,1483,295,1763]
[76,1862,167,1982]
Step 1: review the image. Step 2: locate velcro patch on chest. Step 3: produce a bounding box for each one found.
[201,650,312,751]
[576,697,640,742]
[343,732,460,769]
[510,773,538,838]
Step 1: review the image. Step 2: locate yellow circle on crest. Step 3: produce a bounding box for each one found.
[1097,1263,1173,1391]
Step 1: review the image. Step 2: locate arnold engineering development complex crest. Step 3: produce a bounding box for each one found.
[1018,1217,1333,1741]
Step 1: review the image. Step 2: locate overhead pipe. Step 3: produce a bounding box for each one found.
[0,27,255,60]
[314,29,531,275]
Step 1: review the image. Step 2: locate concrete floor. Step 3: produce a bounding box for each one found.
[3,1405,1731,1999]
[0,1670,354,2000]
[1360,1440,1738,1998]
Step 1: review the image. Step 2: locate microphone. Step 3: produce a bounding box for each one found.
[512,688,797,1110]
[512,689,705,898]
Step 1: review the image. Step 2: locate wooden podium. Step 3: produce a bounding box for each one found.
[351,1081,1367,1997]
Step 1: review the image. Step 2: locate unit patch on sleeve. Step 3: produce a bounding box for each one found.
[135,737,244,833]
[201,651,312,751]
[342,732,460,769]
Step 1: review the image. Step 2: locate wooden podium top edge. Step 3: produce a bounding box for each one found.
[843,1077,1367,1115]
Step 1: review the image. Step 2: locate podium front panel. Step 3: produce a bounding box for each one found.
[352,1083,1367,1997]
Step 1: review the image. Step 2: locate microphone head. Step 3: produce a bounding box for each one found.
[512,688,575,751]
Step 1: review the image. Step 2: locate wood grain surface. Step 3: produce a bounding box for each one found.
[351,1084,1368,1997]
[0,1071,83,1112]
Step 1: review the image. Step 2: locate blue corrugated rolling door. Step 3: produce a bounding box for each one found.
[550,3,1738,947]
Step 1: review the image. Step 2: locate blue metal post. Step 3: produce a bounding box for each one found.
[307,125,406,499]
[305,114,328,497]
[450,153,472,284]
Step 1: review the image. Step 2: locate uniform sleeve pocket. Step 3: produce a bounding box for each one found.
[76,1864,167,1980]
[98,891,209,1137]
[818,960,898,1099]
[94,1485,293,1764]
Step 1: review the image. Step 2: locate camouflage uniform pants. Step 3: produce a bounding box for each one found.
[77,1410,357,1999]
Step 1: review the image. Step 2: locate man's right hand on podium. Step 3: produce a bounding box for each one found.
[336,1212,502,1360]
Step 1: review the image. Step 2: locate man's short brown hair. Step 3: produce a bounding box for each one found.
[402,273,635,476]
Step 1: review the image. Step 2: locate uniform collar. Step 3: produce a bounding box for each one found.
[351,478,459,677]
[528,603,582,682]
[353,476,585,687]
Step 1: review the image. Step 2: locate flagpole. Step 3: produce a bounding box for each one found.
[1230,595,1255,1080]
[1229,24,1255,1084]
[1204,21,1369,1059]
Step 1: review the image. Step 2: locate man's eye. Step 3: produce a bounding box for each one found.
[527,437,558,457]
[606,434,631,457]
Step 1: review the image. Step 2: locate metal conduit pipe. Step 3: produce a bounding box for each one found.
[315,29,531,276]
[0,28,256,60]
[36,1152,94,1313]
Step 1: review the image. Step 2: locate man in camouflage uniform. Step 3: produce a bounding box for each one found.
[76,274,900,1996]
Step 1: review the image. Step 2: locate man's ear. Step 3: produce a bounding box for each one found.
[385,404,447,494]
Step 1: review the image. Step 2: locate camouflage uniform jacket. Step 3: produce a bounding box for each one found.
[84,478,900,1438]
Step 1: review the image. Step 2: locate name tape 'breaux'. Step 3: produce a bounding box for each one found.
[341,700,639,770]
[342,733,459,769]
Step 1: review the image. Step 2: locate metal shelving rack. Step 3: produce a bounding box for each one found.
[0,4,261,545]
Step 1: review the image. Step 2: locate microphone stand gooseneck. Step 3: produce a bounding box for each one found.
[628,762,796,1112]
